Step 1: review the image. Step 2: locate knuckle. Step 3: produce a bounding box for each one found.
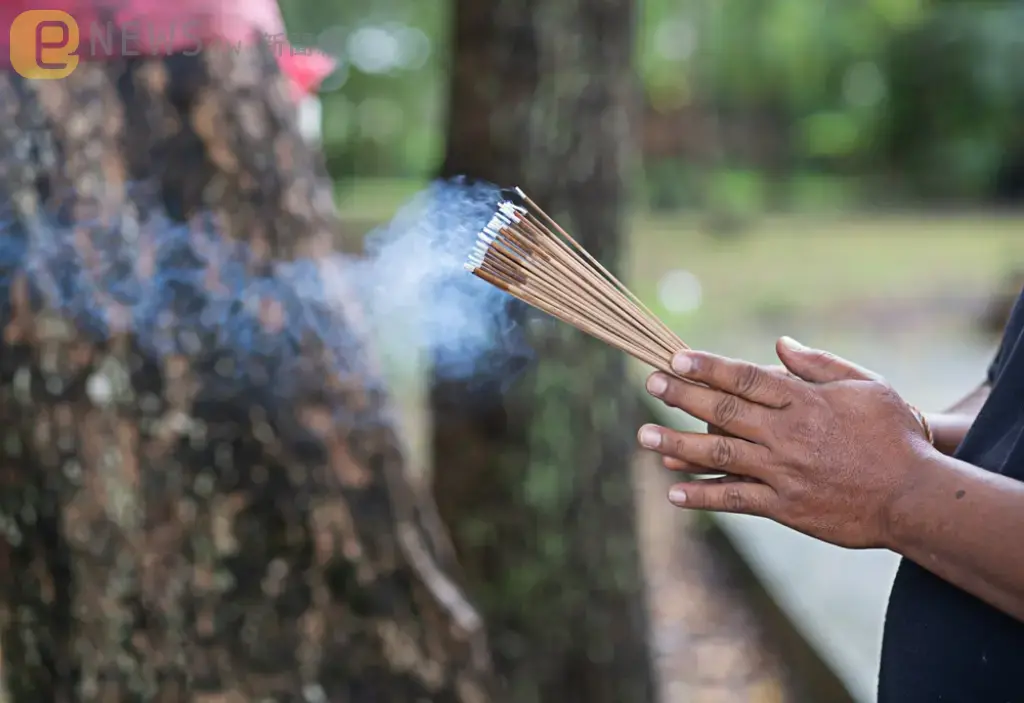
[710,436,734,469]
[778,474,809,504]
[713,394,741,427]
[735,364,763,395]
[723,485,746,512]
[788,412,817,441]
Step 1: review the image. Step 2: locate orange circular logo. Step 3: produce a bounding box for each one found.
[10,10,80,79]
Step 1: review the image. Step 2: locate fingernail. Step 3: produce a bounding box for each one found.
[780,336,806,351]
[668,487,687,505]
[647,374,668,397]
[639,425,661,448]
[671,353,693,375]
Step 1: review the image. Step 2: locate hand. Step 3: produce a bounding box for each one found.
[638,337,936,549]
[663,364,792,472]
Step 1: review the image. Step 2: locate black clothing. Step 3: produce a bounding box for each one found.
[878,289,1024,703]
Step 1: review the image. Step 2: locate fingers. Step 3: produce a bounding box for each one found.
[662,455,732,474]
[668,479,777,516]
[638,425,772,480]
[776,336,882,384]
[647,372,772,441]
[663,456,701,472]
[663,456,763,485]
[670,350,794,407]
[674,474,763,486]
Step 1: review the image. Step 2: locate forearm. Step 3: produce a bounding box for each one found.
[885,451,1024,623]
[923,382,991,455]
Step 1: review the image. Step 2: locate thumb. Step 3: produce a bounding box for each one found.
[776,336,881,384]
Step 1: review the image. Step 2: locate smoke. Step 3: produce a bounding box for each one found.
[0,177,532,409]
[351,177,532,388]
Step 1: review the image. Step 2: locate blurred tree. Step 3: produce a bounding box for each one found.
[271,0,1024,207]
[431,0,658,701]
[0,40,494,701]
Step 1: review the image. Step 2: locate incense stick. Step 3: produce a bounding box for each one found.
[464,187,689,374]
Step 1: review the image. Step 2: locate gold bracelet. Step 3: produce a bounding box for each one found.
[910,405,935,446]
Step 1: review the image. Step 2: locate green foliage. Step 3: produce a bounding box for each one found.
[706,169,767,219]
[788,173,860,212]
[277,0,447,184]
[287,0,1024,205]
[643,159,702,212]
[878,3,1024,199]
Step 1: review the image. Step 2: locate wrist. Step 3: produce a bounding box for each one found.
[881,449,956,552]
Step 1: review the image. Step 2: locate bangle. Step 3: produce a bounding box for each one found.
[910,405,935,446]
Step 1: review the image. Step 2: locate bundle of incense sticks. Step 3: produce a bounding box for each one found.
[464,187,689,375]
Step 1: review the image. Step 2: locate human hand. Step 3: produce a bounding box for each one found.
[638,337,936,549]
[663,364,792,471]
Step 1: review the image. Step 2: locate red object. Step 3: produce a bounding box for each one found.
[277,48,336,100]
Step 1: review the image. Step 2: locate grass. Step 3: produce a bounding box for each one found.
[629,212,1024,342]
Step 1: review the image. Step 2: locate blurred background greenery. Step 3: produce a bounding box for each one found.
[285,0,1024,210]
[280,0,1024,375]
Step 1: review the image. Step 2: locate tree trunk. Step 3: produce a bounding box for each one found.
[433,1,657,701]
[0,40,494,701]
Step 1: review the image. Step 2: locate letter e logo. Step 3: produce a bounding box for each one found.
[10,10,80,80]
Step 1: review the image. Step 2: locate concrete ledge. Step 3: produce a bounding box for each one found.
[693,512,860,703]
[708,513,897,703]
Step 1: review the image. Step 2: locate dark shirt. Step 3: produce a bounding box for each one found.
[878,288,1024,703]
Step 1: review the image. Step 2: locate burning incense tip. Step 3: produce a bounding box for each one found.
[464,187,690,376]
[497,204,523,222]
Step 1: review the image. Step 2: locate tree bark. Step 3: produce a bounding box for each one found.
[0,40,494,701]
[434,1,657,701]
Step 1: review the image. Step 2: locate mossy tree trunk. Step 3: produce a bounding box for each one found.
[0,41,494,701]
[433,1,657,701]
